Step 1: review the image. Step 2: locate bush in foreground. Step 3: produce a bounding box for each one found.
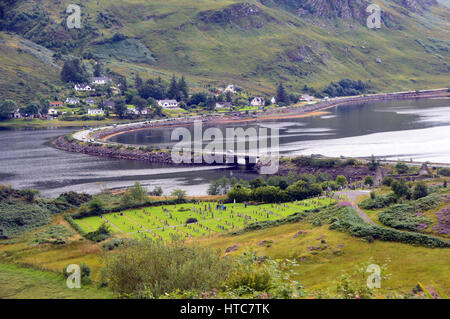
[102,240,233,298]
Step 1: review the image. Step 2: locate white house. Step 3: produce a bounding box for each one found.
[48,108,58,116]
[66,98,80,105]
[88,109,104,116]
[300,94,315,102]
[127,106,148,115]
[74,84,93,91]
[224,84,237,93]
[250,97,265,107]
[11,109,21,119]
[158,99,179,109]
[85,98,95,106]
[271,97,277,105]
[215,102,232,109]
[91,77,111,85]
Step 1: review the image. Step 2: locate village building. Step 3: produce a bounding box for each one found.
[49,101,63,108]
[224,84,237,93]
[87,109,104,116]
[47,108,58,116]
[127,106,149,115]
[215,102,232,109]
[158,99,179,109]
[104,100,116,109]
[300,94,315,102]
[250,97,265,107]
[74,83,93,91]
[85,98,95,106]
[66,98,80,105]
[91,76,111,85]
[11,109,21,119]
[271,97,277,104]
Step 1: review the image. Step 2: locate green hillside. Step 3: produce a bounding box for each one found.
[1,0,449,98]
[0,32,61,103]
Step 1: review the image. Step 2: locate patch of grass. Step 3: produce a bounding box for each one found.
[0,263,111,299]
[199,221,450,294]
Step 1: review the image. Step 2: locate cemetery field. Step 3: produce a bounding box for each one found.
[74,198,335,241]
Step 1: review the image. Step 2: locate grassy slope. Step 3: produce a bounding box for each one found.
[0,263,111,299]
[198,220,450,294]
[90,0,450,93]
[3,0,450,97]
[0,32,61,103]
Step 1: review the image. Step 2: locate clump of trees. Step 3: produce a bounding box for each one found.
[61,58,89,83]
[323,79,371,97]
[227,175,324,204]
[0,100,17,120]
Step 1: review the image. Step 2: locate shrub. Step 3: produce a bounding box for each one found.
[360,192,397,210]
[412,182,428,200]
[438,168,450,177]
[378,194,440,231]
[382,177,394,187]
[85,223,111,242]
[307,205,449,248]
[88,198,105,214]
[227,186,252,203]
[335,175,347,187]
[395,163,409,174]
[102,240,233,298]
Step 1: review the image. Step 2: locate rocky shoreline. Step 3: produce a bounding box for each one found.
[54,135,180,165]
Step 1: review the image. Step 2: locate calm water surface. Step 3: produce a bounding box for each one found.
[1,98,449,197]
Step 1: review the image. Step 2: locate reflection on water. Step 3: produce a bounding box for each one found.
[0,98,449,197]
[110,98,450,162]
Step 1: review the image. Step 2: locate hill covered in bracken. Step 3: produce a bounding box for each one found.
[0,0,449,98]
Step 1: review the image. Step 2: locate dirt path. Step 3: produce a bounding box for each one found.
[335,190,376,225]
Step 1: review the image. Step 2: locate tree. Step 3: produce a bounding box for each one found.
[189,93,208,106]
[252,186,282,203]
[364,176,374,187]
[61,58,88,83]
[168,75,180,100]
[227,185,252,202]
[225,91,233,102]
[391,179,409,198]
[114,98,127,118]
[21,101,40,116]
[93,61,102,77]
[88,198,105,214]
[178,76,189,99]
[0,99,17,120]
[129,182,148,204]
[276,82,289,105]
[117,76,128,95]
[395,163,409,174]
[412,182,428,200]
[135,74,143,89]
[336,175,348,187]
[131,96,148,114]
[249,177,266,189]
[171,189,187,201]
[286,180,322,201]
[152,186,163,196]
[368,155,379,171]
